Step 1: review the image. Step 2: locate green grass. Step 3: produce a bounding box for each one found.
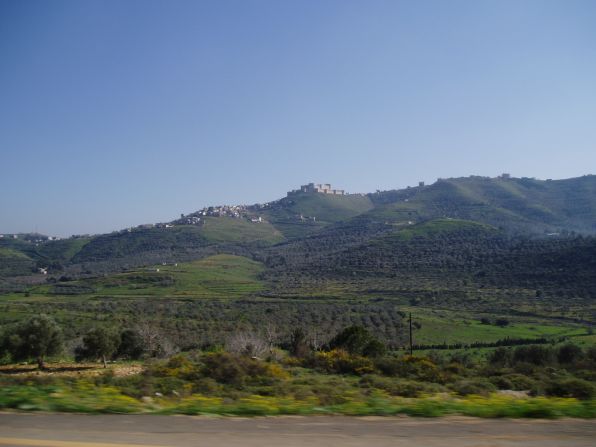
[403,307,587,345]
[70,254,265,299]
[36,238,91,262]
[264,192,374,238]
[0,248,31,259]
[200,217,284,244]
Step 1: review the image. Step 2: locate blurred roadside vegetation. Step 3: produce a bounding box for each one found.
[1,317,594,417]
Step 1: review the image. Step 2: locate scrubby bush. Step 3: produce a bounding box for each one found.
[546,378,595,399]
[376,355,442,382]
[450,378,496,396]
[489,373,535,391]
[311,349,374,375]
[201,352,288,386]
[151,354,202,381]
[489,347,512,366]
[512,345,554,366]
[359,374,444,397]
[329,326,386,358]
[557,343,583,365]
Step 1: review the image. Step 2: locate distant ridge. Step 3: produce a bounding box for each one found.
[1,174,595,281]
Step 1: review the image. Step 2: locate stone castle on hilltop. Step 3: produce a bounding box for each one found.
[287,183,346,196]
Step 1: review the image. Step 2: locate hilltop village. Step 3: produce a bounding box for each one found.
[120,183,348,232]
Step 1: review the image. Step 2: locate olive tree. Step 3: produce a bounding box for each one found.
[7,315,63,369]
[75,327,120,368]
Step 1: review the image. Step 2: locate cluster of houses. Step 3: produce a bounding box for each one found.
[178,204,266,225]
[0,234,61,242]
[192,204,249,218]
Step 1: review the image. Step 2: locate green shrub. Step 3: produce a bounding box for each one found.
[450,378,496,396]
[359,375,444,397]
[489,375,513,390]
[513,345,554,366]
[311,349,374,375]
[376,355,442,382]
[546,378,595,400]
[201,352,288,386]
[116,329,145,360]
[557,344,583,364]
[489,347,512,366]
[329,326,386,358]
[151,354,202,381]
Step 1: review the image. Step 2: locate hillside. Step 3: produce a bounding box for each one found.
[1,175,595,283]
[259,192,374,239]
[261,217,596,319]
[368,175,596,234]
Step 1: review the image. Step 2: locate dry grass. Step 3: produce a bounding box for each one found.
[0,362,143,378]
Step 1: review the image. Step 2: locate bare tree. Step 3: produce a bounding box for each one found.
[135,321,177,358]
[226,331,268,358]
[264,323,281,350]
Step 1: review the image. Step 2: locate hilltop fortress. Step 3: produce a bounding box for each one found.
[287,183,346,197]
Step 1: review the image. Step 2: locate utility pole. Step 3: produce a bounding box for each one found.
[409,312,413,356]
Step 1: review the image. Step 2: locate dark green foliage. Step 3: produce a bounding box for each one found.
[329,326,386,358]
[75,327,120,367]
[450,378,496,396]
[200,352,285,386]
[374,355,442,382]
[116,329,145,360]
[288,328,310,358]
[557,343,584,364]
[495,318,510,327]
[5,315,63,369]
[513,345,554,366]
[489,373,536,391]
[489,347,513,366]
[546,378,595,399]
[359,374,444,397]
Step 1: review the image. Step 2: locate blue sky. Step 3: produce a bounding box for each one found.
[1,0,595,237]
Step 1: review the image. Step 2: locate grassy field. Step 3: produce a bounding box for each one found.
[25,254,266,299]
[200,217,284,244]
[404,307,589,345]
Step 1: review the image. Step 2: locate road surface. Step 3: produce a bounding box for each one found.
[0,413,595,446]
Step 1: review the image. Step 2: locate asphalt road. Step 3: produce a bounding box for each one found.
[0,413,595,447]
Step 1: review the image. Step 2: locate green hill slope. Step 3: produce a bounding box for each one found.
[368,175,596,234]
[261,218,596,317]
[0,247,35,277]
[261,192,374,238]
[26,254,265,299]
[200,216,284,244]
[69,218,283,273]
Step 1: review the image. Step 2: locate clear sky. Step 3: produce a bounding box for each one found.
[1,0,595,237]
